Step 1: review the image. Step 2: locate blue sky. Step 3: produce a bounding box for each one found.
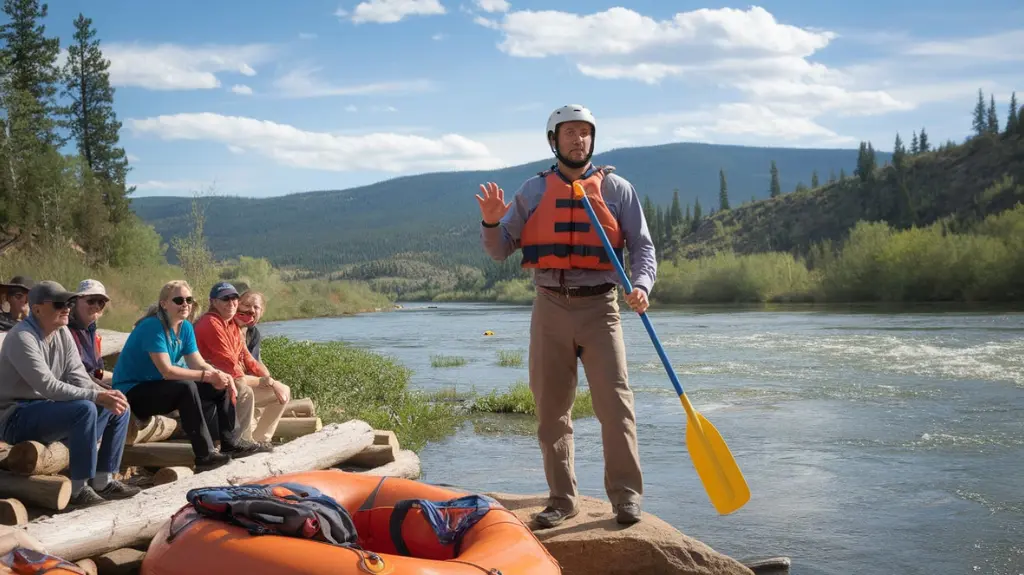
[42,0,1024,198]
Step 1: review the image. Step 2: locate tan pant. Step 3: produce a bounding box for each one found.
[529,287,643,512]
[234,376,288,443]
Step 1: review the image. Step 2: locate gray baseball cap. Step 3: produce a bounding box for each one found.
[28,281,78,306]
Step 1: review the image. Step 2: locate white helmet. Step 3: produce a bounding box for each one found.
[546,105,596,169]
[546,104,596,137]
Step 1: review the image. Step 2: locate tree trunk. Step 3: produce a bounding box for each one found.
[282,398,315,417]
[5,441,69,475]
[126,415,179,445]
[22,420,374,561]
[349,449,420,480]
[0,471,70,511]
[272,417,321,441]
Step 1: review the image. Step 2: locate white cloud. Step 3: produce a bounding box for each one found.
[341,0,446,24]
[104,42,274,90]
[431,33,446,41]
[126,153,141,163]
[474,0,508,13]
[904,29,1024,62]
[231,84,253,95]
[474,16,499,29]
[127,112,505,173]
[298,32,318,40]
[129,179,212,192]
[272,66,434,98]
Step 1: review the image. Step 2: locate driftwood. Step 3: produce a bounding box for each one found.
[0,471,70,511]
[0,498,27,526]
[283,397,315,417]
[272,416,322,441]
[5,441,69,475]
[22,419,375,561]
[152,467,193,486]
[346,444,395,468]
[126,415,179,445]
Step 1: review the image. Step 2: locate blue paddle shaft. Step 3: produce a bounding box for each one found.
[574,185,686,398]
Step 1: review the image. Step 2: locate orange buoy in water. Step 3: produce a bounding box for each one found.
[140,470,560,575]
[483,331,494,336]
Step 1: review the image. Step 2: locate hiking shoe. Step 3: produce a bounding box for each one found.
[194,451,232,472]
[220,439,272,458]
[615,502,642,525]
[533,505,580,529]
[95,480,141,500]
[68,485,106,509]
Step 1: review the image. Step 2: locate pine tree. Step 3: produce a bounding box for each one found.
[892,132,906,170]
[918,128,929,153]
[62,13,132,223]
[669,189,683,227]
[684,203,691,224]
[794,182,807,193]
[839,167,847,180]
[828,168,836,184]
[769,160,781,197]
[718,168,729,210]
[910,130,919,155]
[986,95,999,134]
[811,169,819,188]
[972,88,987,136]
[1006,92,1019,136]
[691,197,702,233]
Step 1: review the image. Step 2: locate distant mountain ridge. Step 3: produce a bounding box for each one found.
[130,141,890,270]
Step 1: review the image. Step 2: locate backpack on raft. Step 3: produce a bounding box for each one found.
[167,482,360,548]
[0,547,86,575]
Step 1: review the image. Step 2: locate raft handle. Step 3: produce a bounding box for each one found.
[357,551,387,574]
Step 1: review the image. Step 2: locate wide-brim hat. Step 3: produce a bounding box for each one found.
[0,276,34,292]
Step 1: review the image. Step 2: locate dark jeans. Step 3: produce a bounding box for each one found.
[0,399,130,481]
[124,379,238,459]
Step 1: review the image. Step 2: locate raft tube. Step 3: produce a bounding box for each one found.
[141,469,561,575]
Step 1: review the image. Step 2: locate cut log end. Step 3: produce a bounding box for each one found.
[272,417,322,441]
[126,415,180,446]
[282,397,315,418]
[0,471,70,511]
[0,498,28,526]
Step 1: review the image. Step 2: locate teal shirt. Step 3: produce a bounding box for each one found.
[112,316,198,393]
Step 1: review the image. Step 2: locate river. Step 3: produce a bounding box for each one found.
[260,302,1024,575]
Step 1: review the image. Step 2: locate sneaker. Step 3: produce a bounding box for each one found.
[615,502,642,525]
[194,451,232,472]
[95,480,141,500]
[220,438,273,458]
[68,485,106,509]
[533,505,580,529]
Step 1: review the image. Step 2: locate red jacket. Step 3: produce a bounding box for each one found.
[194,311,268,380]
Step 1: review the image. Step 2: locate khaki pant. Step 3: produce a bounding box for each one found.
[234,376,288,443]
[529,287,643,512]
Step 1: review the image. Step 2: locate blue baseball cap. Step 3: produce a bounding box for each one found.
[209,281,239,300]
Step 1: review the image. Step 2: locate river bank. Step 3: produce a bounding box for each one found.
[260,302,1024,575]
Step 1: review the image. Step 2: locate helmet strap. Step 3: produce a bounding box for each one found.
[549,126,595,170]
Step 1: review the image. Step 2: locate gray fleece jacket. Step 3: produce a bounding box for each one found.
[0,314,103,432]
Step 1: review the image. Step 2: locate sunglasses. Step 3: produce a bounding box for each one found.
[50,300,74,310]
[84,297,107,309]
[218,295,240,302]
[171,296,196,306]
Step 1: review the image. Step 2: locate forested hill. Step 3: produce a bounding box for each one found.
[670,131,1024,261]
[131,141,887,271]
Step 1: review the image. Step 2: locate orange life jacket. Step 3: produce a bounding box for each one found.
[520,165,624,271]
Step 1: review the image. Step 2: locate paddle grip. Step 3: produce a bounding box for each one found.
[573,182,686,398]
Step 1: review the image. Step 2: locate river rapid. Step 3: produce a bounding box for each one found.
[261,302,1024,575]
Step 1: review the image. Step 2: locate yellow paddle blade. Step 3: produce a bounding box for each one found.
[682,394,751,515]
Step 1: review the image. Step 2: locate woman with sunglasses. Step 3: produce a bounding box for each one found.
[68,279,113,388]
[111,280,236,472]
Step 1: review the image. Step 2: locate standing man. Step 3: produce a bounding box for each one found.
[476,104,657,528]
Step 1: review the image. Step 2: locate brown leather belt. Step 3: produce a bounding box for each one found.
[540,283,615,298]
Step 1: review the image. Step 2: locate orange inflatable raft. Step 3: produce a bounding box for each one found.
[140,469,561,575]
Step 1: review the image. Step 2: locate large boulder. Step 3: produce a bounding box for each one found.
[486,492,755,575]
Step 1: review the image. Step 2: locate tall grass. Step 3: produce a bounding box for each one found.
[260,336,461,452]
[496,349,523,367]
[472,381,595,419]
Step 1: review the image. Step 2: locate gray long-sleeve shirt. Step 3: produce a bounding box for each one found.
[480,165,658,293]
[0,315,103,431]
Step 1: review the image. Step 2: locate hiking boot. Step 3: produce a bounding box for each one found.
[220,438,273,458]
[615,502,642,525]
[533,505,579,529]
[194,451,232,472]
[68,485,106,509]
[95,480,141,500]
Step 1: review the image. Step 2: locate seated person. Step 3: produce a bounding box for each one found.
[195,283,289,448]
[0,281,141,508]
[0,276,34,331]
[234,290,265,361]
[68,279,113,388]
[112,280,259,471]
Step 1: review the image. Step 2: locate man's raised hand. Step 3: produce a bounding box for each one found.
[476,182,510,225]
